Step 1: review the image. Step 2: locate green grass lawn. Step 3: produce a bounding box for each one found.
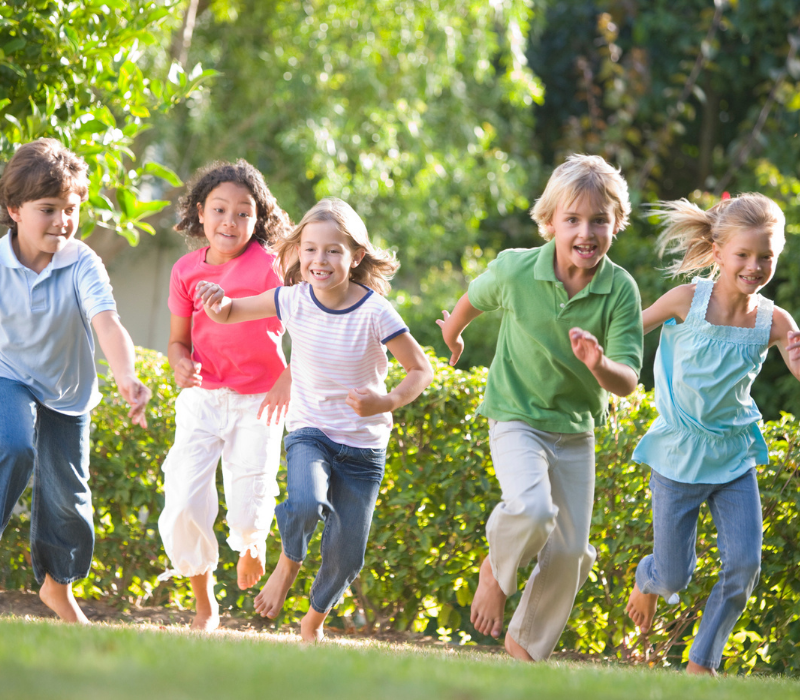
[1,617,798,700]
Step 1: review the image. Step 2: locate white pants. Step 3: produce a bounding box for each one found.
[158,387,283,577]
[486,420,596,661]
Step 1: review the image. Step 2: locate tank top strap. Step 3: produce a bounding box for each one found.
[684,277,714,325]
[753,293,774,346]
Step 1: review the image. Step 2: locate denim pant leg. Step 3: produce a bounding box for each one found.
[0,379,38,535]
[635,470,705,605]
[30,404,93,585]
[308,442,384,614]
[689,469,762,670]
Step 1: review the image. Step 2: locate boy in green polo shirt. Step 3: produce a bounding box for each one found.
[438,154,643,661]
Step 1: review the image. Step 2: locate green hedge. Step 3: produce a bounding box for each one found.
[1,348,799,675]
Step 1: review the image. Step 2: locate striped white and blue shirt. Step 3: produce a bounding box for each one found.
[276,282,408,449]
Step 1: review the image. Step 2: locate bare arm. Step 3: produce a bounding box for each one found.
[258,364,292,425]
[569,328,638,396]
[771,307,800,381]
[346,333,434,417]
[642,284,695,335]
[196,281,278,324]
[92,310,151,427]
[436,292,484,366]
[167,314,202,388]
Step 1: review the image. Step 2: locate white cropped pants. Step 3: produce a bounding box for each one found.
[158,387,283,577]
[486,419,596,661]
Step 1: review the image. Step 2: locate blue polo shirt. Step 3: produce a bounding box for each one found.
[0,232,117,415]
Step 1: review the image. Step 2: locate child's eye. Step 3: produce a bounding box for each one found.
[238,212,251,218]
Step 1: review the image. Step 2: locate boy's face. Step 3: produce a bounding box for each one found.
[8,192,82,270]
[545,194,618,273]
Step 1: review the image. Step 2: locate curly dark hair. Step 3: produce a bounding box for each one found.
[174,160,292,248]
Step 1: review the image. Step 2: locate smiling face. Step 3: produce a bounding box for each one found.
[713,228,778,295]
[297,220,365,301]
[8,192,82,272]
[198,181,258,264]
[546,194,618,274]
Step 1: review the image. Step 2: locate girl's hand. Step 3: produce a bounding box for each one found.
[173,357,202,388]
[346,386,390,417]
[569,327,605,370]
[436,309,465,366]
[196,280,226,315]
[117,377,152,429]
[787,330,800,362]
[258,366,292,425]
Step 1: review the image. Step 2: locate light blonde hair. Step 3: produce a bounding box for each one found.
[275,197,399,296]
[654,193,786,278]
[530,154,631,240]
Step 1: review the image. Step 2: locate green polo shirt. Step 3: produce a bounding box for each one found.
[468,240,643,433]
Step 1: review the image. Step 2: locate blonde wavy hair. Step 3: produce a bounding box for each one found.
[275,197,399,296]
[530,154,631,240]
[653,193,786,278]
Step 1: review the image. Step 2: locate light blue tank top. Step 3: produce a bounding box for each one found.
[633,278,773,484]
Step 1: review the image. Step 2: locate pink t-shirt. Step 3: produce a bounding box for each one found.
[168,240,286,394]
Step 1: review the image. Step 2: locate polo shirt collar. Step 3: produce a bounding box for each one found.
[532,238,614,295]
[0,231,79,271]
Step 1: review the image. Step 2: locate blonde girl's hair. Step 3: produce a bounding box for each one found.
[654,192,786,278]
[530,154,631,240]
[275,197,399,296]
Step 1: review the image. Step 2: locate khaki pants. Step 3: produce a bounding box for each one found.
[486,419,596,661]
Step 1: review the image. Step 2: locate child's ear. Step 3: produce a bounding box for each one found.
[196,201,204,224]
[352,250,366,268]
[7,206,21,223]
[712,241,722,264]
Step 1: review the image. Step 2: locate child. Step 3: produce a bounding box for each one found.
[438,154,643,661]
[157,160,293,631]
[0,138,150,623]
[625,193,800,675]
[196,197,433,642]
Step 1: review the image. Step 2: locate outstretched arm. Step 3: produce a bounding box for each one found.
[436,292,483,366]
[92,310,152,427]
[771,307,800,381]
[569,328,638,397]
[346,333,434,417]
[196,281,278,324]
[641,284,695,334]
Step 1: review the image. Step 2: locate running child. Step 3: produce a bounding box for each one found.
[197,197,433,642]
[158,160,293,631]
[438,154,643,661]
[0,138,151,623]
[625,193,800,675]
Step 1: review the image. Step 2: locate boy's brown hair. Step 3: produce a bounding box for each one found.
[0,138,89,233]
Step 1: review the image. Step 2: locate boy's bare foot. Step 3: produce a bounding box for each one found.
[190,571,220,632]
[686,660,718,677]
[505,632,534,661]
[300,608,327,644]
[39,574,90,624]
[254,551,301,618]
[237,549,266,590]
[471,556,506,638]
[625,582,658,632]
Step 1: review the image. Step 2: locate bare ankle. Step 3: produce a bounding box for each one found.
[39,574,89,625]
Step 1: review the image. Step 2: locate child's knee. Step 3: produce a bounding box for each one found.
[0,433,35,467]
[515,495,558,535]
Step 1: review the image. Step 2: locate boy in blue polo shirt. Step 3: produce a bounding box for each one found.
[438,155,643,661]
[0,139,150,623]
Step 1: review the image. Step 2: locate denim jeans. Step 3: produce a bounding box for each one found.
[636,468,762,670]
[276,428,385,614]
[0,377,93,584]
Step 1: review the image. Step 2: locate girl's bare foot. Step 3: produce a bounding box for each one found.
[190,571,220,632]
[686,660,718,677]
[300,608,327,644]
[505,632,534,661]
[39,574,90,624]
[237,549,266,590]
[625,582,658,632]
[254,551,301,618]
[470,556,506,638]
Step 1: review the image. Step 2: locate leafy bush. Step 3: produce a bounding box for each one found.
[1,348,799,675]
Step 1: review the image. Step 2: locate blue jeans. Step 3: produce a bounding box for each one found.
[636,468,762,670]
[276,428,385,614]
[0,378,93,585]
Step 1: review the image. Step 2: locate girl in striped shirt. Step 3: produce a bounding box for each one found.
[197,197,433,642]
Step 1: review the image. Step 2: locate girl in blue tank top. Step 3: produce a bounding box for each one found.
[625,193,800,675]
